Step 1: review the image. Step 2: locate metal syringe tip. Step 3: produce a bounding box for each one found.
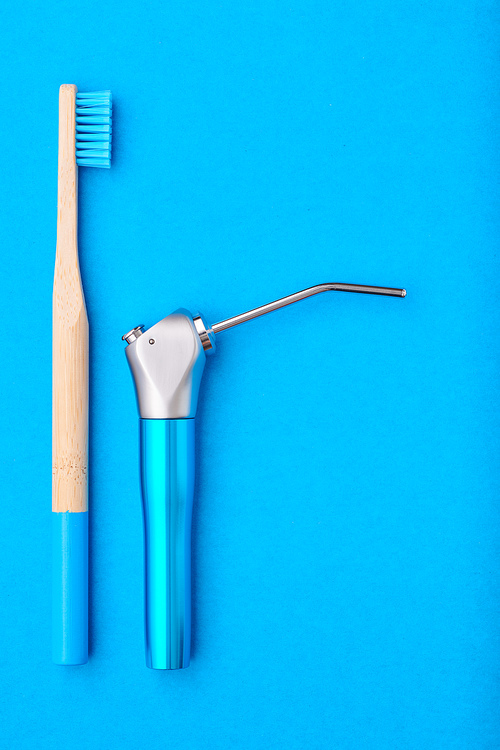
[211,281,406,334]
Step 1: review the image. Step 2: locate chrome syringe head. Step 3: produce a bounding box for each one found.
[122,281,406,418]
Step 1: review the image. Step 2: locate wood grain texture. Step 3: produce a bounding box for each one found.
[52,84,88,512]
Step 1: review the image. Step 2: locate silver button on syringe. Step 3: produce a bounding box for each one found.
[122,325,145,344]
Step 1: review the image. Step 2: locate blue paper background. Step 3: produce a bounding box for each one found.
[1,1,499,748]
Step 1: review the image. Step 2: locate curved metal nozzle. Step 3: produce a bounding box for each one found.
[210,282,406,334]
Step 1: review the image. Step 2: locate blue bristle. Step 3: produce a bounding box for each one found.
[76,150,111,160]
[77,142,112,151]
[77,124,111,133]
[75,90,112,168]
[76,116,111,124]
[77,133,111,142]
[76,111,111,119]
[76,159,111,168]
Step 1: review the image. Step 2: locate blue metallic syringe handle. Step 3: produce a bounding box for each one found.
[123,311,210,671]
[140,418,195,670]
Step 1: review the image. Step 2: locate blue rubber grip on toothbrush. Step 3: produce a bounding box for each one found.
[140,418,195,670]
[52,512,88,665]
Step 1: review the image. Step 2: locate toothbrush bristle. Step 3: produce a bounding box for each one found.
[75,91,112,168]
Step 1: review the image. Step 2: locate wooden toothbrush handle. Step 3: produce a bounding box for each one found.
[52,84,88,513]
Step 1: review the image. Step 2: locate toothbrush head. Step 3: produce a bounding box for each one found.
[75,90,112,168]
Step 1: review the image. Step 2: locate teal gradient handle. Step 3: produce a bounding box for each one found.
[140,418,195,669]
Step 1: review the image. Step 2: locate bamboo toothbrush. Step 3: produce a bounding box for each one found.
[52,84,112,665]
